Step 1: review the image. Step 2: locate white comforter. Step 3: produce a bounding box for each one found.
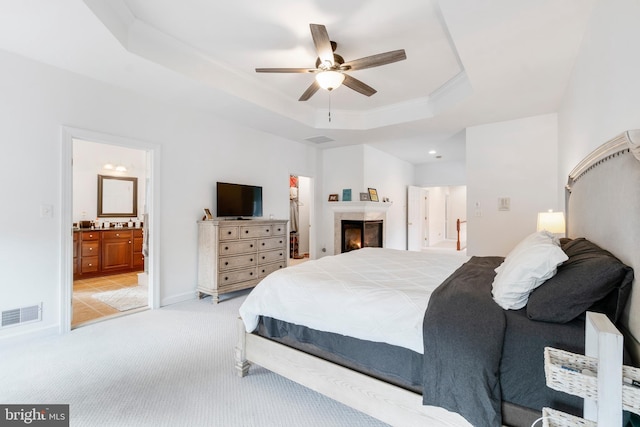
[239,248,469,354]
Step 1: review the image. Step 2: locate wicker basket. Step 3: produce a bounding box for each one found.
[544,347,640,415]
[544,347,599,400]
[540,407,595,427]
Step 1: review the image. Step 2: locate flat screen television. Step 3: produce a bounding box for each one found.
[216,182,263,218]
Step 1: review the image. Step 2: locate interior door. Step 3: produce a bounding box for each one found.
[407,186,423,251]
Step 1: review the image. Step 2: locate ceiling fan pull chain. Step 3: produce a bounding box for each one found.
[328,92,332,123]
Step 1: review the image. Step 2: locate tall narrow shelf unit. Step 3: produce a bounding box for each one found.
[197,219,288,303]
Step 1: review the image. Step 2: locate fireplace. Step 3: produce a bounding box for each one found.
[341,220,383,253]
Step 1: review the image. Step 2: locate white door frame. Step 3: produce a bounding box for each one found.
[60,126,161,333]
[289,173,315,260]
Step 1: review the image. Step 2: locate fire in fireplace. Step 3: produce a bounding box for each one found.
[341,220,383,253]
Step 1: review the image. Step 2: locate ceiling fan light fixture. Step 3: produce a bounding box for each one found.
[315,70,345,91]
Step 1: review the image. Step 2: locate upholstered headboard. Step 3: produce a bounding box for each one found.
[565,129,640,363]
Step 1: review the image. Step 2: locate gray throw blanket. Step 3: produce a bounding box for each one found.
[422,256,506,427]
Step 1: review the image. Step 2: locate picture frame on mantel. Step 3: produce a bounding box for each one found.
[342,189,352,201]
[359,192,370,201]
[328,194,339,202]
[368,188,379,202]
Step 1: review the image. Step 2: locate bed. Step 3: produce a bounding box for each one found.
[235,130,640,427]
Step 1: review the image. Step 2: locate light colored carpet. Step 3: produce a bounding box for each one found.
[93,285,148,311]
[1,291,389,427]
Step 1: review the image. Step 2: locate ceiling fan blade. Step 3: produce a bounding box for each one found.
[310,24,334,68]
[342,74,377,97]
[298,80,320,101]
[256,68,316,73]
[341,49,406,71]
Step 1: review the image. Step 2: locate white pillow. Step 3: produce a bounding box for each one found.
[492,231,568,310]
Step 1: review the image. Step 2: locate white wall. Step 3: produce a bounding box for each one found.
[415,160,466,187]
[466,113,559,256]
[0,50,319,340]
[363,145,414,250]
[558,0,640,206]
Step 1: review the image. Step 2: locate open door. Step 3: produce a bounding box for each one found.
[407,186,426,251]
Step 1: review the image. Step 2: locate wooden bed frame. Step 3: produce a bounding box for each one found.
[235,130,640,426]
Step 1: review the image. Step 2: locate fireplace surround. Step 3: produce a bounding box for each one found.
[329,201,391,255]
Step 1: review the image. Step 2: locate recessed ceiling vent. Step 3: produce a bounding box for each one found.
[305,136,334,144]
[1,303,42,328]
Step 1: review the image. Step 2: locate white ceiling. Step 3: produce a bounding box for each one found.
[0,0,595,164]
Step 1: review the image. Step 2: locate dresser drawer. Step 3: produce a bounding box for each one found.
[81,241,99,256]
[258,249,286,265]
[218,268,257,286]
[258,236,286,251]
[258,262,286,278]
[81,256,99,273]
[271,223,286,236]
[82,231,100,241]
[219,240,257,256]
[219,254,257,272]
[219,226,239,241]
[240,225,273,239]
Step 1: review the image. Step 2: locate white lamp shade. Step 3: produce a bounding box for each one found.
[315,71,345,91]
[537,211,566,234]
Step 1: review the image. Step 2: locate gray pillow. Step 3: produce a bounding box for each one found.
[526,238,633,323]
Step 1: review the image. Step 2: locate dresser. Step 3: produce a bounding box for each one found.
[73,228,144,279]
[197,219,288,303]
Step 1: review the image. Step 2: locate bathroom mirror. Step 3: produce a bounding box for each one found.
[97,175,138,218]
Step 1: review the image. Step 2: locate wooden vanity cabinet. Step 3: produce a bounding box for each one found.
[102,230,133,272]
[73,228,144,279]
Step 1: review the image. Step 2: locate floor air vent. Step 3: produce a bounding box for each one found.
[1,304,42,328]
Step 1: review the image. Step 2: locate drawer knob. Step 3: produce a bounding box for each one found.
[250,244,253,248]
[262,269,265,273]
[261,242,265,246]
[89,234,93,238]
[128,241,131,244]
[262,256,265,260]
[266,229,269,232]
[279,253,283,256]
[250,258,253,262]
[224,246,229,250]
[228,231,232,235]
[89,248,92,251]
[88,263,93,266]
[224,261,229,266]
[250,272,253,276]
[116,233,120,237]
[245,230,249,234]
[279,240,283,244]
[224,277,229,281]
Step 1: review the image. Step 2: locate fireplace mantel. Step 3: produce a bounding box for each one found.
[328,201,392,213]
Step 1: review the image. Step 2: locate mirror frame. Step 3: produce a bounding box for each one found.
[97,175,138,218]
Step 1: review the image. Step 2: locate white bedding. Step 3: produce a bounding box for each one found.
[239,248,469,354]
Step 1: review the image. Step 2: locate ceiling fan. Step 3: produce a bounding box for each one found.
[256,24,407,101]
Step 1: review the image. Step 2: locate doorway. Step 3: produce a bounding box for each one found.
[289,175,313,264]
[407,185,466,251]
[60,127,160,334]
[71,139,148,328]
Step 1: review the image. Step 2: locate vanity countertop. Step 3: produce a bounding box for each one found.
[74,227,144,232]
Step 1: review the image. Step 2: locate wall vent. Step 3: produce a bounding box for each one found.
[304,135,334,144]
[1,304,42,328]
